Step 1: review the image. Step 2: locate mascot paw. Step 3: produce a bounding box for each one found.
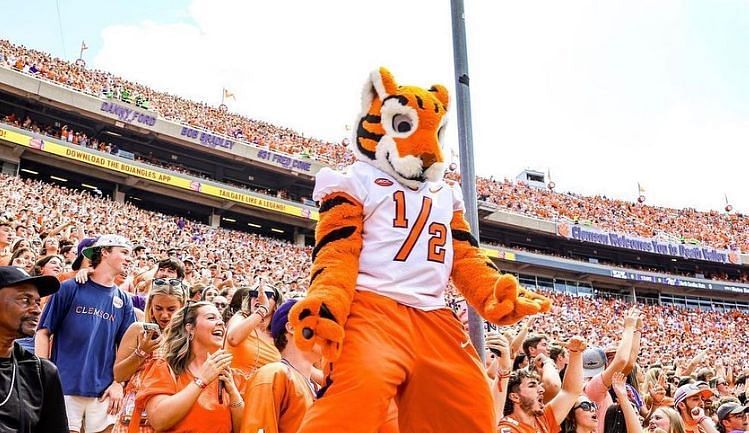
[289,296,345,361]
[483,275,551,325]
[516,287,552,315]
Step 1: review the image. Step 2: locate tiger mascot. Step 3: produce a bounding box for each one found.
[289,67,551,432]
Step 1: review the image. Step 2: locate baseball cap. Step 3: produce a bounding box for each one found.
[72,236,99,271]
[674,383,715,406]
[82,234,133,259]
[582,347,607,379]
[717,402,749,422]
[0,266,60,297]
[270,299,298,340]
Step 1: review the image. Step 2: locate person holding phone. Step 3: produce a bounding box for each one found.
[111,278,187,433]
[225,280,283,375]
[136,301,246,433]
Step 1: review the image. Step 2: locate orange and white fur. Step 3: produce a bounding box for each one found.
[289,67,551,433]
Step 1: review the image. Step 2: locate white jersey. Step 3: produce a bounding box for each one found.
[313,161,465,310]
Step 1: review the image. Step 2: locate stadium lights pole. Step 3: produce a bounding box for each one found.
[450,0,485,360]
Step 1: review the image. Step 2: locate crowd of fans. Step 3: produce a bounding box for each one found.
[486,241,749,284]
[0,170,747,432]
[2,39,748,256]
[473,175,749,252]
[0,112,299,203]
[0,39,350,166]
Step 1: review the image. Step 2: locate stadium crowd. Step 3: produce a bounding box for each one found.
[0,112,298,203]
[0,40,350,166]
[3,38,749,433]
[0,171,747,432]
[2,39,748,255]
[473,175,749,252]
[485,241,749,284]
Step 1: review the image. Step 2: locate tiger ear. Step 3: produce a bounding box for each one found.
[361,67,398,113]
[429,84,450,110]
[371,67,398,99]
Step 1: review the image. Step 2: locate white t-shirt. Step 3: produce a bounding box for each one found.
[313,161,465,310]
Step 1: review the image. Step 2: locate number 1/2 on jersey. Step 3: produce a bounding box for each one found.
[391,191,447,263]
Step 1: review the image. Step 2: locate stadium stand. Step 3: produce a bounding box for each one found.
[2,38,747,254]
[2,38,749,433]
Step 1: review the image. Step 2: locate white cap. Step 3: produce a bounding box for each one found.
[82,234,133,259]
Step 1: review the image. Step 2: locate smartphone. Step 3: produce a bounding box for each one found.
[143,323,160,339]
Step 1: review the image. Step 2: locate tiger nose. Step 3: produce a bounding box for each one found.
[421,152,437,170]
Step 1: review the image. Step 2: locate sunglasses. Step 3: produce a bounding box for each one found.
[154,278,184,288]
[248,290,278,301]
[574,401,598,412]
[214,302,228,309]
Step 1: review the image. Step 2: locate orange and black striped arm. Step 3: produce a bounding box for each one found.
[450,210,551,325]
[289,191,364,361]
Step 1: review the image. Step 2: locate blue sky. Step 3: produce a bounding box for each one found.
[1,0,748,214]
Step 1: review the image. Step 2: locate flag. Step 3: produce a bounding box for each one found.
[223,88,236,101]
[81,41,88,52]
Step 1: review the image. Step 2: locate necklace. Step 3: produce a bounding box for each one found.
[0,362,16,407]
[280,358,316,398]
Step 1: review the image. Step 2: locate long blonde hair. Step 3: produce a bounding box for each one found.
[649,407,686,433]
[162,301,212,376]
[144,280,187,323]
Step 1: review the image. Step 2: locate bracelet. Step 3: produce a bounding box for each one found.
[496,371,512,392]
[193,377,208,389]
[133,347,148,358]
[229,399,244,408]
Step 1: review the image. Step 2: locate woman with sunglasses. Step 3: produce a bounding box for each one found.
[562,397,599,433]
[111,278,186,433]
[136,301,246,433]
[225,281,283,374]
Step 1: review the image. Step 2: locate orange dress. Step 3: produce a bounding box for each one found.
[228,329,281,375]
[136,359,247,433]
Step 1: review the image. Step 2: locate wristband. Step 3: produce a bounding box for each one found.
[193,377,208,389]
[497,371,512,392]
[229,399,244,408]
[134,347,148,358]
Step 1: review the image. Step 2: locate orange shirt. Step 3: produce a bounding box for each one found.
[136,359,247,433]
[240,361,316,433]
[228,329,281,374]
[497,406,560,433]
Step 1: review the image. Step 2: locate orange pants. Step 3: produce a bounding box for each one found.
[299,291,495,433]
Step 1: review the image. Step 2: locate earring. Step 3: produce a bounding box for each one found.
[188,333,194,341]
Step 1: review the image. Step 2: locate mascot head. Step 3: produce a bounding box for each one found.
[353,67,449,189]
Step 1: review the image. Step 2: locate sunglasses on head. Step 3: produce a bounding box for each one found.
[574,401,597,412]
[154,278,184,288]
